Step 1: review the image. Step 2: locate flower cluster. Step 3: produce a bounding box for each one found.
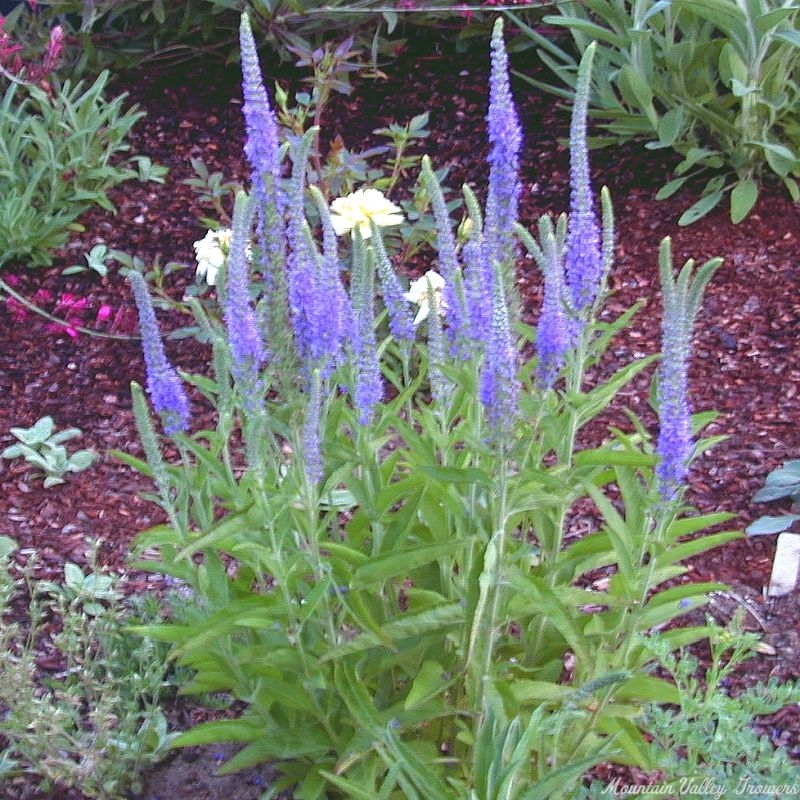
[0,18,63,85]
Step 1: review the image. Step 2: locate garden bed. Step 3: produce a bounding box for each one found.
[1,27,799,799]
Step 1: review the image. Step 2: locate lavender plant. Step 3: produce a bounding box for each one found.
[123,17,741,799]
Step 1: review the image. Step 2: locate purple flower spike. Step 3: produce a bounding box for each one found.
[484,18,522,273]
[536,221,572,388]
[420,156,469,351]
[349,231,383,424]
[655,348,692,504]
[462,236,491,339]
[655,239,720,503]
[565,43,603,312]
[239,13,286,293]
[128,271,190,435]
[479,263,519,435]
[225,193,266,409]
[286,135,326,362]
[370,221,416,342]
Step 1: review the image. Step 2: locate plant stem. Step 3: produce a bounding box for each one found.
[466,447,509,730]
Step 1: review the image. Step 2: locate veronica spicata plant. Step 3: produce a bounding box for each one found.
[121,17,740,799]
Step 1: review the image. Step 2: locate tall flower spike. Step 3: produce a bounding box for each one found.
[460,184,491,338]
[370,219,416,342]
[483,18,522,276]
[479,262,519,436]
[425,276,452,411]
[565,42,603,313]
[286,130,327,365]
[535,214,572,388]
[239,13,287,299]
[656,238,721,503]
[128,271,190,435]
[420,156,470,352]
[310,185,351,371]
[225,191,266,409]
[349,229,383,424]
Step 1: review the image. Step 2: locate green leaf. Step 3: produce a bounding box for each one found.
[176,505,258,558]
[655,107,684,147]
[351,541,467,588]
[67,449,97,470]
[730,178,758,223]
[418,465,492,487]
[63,562,85,589]
[0,536,17,559]
[11,416,54,445]
[655,530,742,566]
[678,190,724,225]
[617,65,657,126]
[746,514,800,535]
[403,660,447,710]
[612,675,680,704]
[574,448,656,468]
[171,718,263,748]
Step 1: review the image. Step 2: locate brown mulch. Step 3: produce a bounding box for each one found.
[1,26,799,799]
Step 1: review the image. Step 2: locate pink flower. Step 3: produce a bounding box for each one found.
[46,322,79,338]
[96,304,113,323]
[40,25,63,75]
[6,297,27,324]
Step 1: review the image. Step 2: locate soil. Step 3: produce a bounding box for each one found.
[1,22,799,800]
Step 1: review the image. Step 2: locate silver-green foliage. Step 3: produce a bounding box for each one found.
[1,415,96,488]
[0,538,174,798]
[746,458,800,535]
[641,624,800,790]
[511,0,800,225]
[0,71,158,267]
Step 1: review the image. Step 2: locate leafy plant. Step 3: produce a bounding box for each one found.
[511,0,800,224]
[0,540,175,798]
[62,243,114,277]
[116,18,744,799]
[0,69,155,267]
[1,416,96,487]
[746,459,800,535]
[639,623,800,788]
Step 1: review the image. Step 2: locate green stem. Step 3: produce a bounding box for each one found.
[466,448,509,728]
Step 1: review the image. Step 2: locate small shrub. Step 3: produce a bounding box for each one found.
[0,539,174,798]
[511,0,800,224]
[0,70,157,268]
[1,416,96,488]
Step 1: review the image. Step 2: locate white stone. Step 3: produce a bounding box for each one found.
[767,532,800,597]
